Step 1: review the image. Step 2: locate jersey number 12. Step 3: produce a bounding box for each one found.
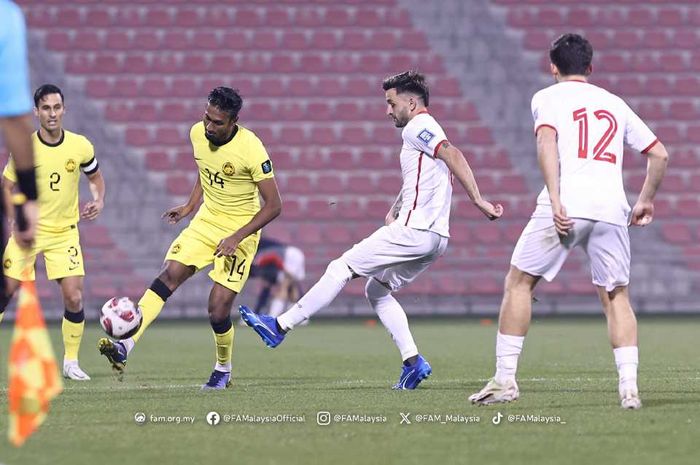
[573,107,618,164]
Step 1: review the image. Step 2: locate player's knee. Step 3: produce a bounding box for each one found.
[365,278,391,302]
[325,258,353,285]
[63,289,83,311]
[504,267,536,293]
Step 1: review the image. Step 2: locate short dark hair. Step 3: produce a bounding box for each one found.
[207,86,243,120]
[549,33,593,76]
[382,71,429,106]
[34,84,64,107]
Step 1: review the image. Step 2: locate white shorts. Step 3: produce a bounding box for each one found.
[283,246,306,281]
[341,222,448,291]
[511,217,630,291]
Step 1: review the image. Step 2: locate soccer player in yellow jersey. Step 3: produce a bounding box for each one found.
[1,84,106,380]
[99,87,282,389]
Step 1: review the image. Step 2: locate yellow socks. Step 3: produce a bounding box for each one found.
[132,288,167,343]
[212,319,234,372]
[62,309,85,361]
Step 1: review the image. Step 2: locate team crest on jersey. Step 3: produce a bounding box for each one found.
[261,160,272,174]
[222,162,235,176]
[3,258,11,269]
[170,243,181,254]
[65,159,77,173]
[417,129,435,144]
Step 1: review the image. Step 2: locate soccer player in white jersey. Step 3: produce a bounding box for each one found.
[240,71,503,389]
[469,34,668,409]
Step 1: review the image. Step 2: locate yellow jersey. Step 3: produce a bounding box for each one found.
[189,122,274,228]
[3,129,98,232]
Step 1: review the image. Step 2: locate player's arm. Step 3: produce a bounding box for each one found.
[435,140,503,220]
[630,141,668,226]
[536,126,573,235]
[385,191,402,225]
[214,177,282,257]
[2,176,16,224]
[163,176,203,224]
[0,115,37,246]
[81,169,106,220]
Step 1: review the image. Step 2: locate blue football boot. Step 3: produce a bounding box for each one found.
[201,370,232,390]
[392,354,432,390]
[238,305,286,348]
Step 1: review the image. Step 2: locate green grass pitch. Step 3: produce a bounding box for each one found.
[0,318,698,465]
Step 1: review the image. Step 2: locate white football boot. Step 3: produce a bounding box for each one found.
[619,388,642,410]
[469,378,519,405]
[63,360,91,381]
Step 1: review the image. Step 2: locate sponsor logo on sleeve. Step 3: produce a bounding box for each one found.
[261,160,272,174]
[417,129,435,144]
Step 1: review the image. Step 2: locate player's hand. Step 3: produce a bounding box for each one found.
[81,199,104,220]
[162,204,192,224]
[214,234,241,258]
[14,200,37,249]
[552,203,574,236]
[630,200,654,226]
[475,198,504,221]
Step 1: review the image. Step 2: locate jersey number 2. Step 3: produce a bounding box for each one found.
[573,108,618,164]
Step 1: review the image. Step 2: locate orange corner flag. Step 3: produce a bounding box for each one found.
[7,280,63,447]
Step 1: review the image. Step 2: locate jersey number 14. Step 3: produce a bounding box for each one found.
[573,107,618,164]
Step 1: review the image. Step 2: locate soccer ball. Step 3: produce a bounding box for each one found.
[100,297,142,340]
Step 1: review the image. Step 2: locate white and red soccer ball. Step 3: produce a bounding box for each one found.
[100,297,142,339]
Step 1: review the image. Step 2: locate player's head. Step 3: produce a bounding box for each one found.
[33,84,65,132]
[549,33,593,80]
[204,87,242,145]
[382,71,429,128]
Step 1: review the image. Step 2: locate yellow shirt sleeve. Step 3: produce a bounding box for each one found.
[3,157,17,183]
[82,137,95,164]
[248,136,274,183]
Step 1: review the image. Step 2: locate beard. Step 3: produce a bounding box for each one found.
[205,131,222,145]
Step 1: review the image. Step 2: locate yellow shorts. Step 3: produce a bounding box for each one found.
[3,226,84,281]
[165,212,259,293]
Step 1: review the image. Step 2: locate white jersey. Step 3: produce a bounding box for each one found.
[531,80,658,226]
[395,111,452,238]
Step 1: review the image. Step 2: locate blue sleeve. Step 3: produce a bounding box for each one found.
[0,1,33,117]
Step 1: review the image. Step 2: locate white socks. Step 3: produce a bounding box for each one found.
[613,346,638,393]
[494,332,525,385]
[215,362,232,372]
[121,337,135,355]
[268,298,286,318]
[277,259,352,331]
[365,279,418,361]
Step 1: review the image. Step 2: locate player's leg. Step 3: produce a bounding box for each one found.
[202,282,237,390]
[0,233,36,324]
[0,276,21,325]
[470,218,587,404]
[98,259,195,376]
[240,256,354,346]
[268,276,290,318]
[587,222,640,409]
[43,228,90,380]
[58,276,90,380]
[203,237,257,388]
[365,276,430,389]
[268,247,305,318]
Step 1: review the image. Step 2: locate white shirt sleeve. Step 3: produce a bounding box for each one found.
[623,103,658,153]
[405,116,448,158]
[531,90,557,134]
